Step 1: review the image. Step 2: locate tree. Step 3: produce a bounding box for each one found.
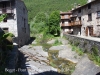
[30,12,49,36]
[34,12,48,23]
[48,11,60,36]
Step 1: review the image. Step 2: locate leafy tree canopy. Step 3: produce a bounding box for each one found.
[48,11,60,35]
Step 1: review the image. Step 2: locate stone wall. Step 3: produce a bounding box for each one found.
[6,44,18,70]
[16,0,30,46]
[64,34,100,54]
[0,45,18,73]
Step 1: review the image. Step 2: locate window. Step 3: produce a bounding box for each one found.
[24,19,25,27]
[88,13,92,21]
[79,17,81,20]
[7,14,14,19]
[24,19,26,33]
[78,9,81,13]
[2,3,6,8]
[97,11,100,18]
[84,27,85,30]
[88,4,91,9]
[62,21,64,23]
[23,8,25,14]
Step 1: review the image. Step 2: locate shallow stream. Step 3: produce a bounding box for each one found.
[48,50,76,75]
[36,37,76,75]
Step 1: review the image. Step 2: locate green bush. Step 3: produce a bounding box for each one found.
[72,45,76,51]
[30,11,60,37]
[91,45,99,56]
[30,12,48,37]
[83,41,87,47]
[69,40,73,45]
[88,45,100,66]
[53,39,62,46]
[72,45,84,56]
[74,41,79,46]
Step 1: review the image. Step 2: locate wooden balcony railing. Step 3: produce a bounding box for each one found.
[61,15,70,19]
[61,21,82,27]
[0,7,14,14]
[71,21,82,26]
[61,23,71,27]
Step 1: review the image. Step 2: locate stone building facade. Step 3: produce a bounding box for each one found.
[0,0,30,46]
[60,0,100,37]
[72,0,100,37]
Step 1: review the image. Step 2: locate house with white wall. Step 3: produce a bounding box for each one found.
[0,0,30,46]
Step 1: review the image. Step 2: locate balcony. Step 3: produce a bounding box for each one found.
[61,23,71,27]
[61,15,70,20]
[71,20,82,26]
[0,7,13,14]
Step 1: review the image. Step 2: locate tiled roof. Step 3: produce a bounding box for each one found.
[72,0,97,11]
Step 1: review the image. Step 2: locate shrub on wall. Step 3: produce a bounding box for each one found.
[88,45,100,66]
[74,41,79,46]
[83,41,88,47]
[91,45,99,56]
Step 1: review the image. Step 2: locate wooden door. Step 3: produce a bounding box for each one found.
[86,27,88,36]
[89,27,93,36]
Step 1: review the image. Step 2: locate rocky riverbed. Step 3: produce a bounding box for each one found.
[17,38,100,75]
[18,46,57,75]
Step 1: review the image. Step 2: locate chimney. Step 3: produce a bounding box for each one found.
[78,4,81,7]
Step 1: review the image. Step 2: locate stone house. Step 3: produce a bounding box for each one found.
[60,11,73,34]
[72,0,100,37]
[60,0,100,37]
[60,10,82,35]
[0,0,30,46]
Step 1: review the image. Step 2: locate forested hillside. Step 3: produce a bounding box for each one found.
[24,0,87,22]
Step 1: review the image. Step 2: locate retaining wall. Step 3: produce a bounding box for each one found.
[64,34,100,54]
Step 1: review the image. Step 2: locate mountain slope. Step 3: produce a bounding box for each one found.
[24,0,87,22]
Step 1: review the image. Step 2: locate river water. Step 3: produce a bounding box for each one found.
[39,37,76,75]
